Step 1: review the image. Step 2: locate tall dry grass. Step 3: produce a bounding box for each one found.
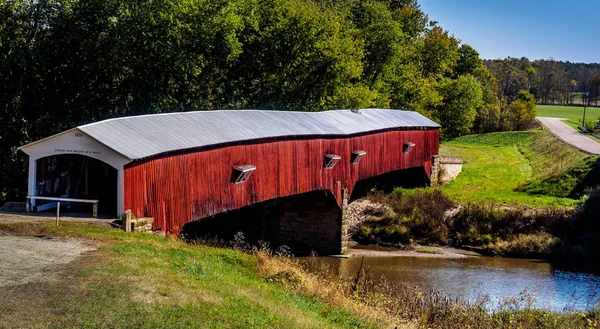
[253,247,410,328]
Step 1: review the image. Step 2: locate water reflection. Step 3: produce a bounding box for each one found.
[300,254,600,311]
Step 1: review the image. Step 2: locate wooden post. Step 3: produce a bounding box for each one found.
[92,202,98,219]
[124,210,132,232]
[56,201,60,226]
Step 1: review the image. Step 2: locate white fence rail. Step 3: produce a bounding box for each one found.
[26,196,99,225]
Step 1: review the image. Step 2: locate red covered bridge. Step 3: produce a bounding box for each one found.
[20,109,440,254]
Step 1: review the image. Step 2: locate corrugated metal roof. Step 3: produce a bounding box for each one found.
[71,109,440,160]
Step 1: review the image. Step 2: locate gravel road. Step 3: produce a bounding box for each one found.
[0,235,95,287]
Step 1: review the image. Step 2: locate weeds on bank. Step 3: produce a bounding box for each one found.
[354,188,600,261]
[451,203,570,258]
[352,278,600,329]
[355,188,454,246]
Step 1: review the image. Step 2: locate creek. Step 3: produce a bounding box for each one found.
[301,248,600,311]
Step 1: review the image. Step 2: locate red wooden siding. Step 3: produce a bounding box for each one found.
[124,129,439,234]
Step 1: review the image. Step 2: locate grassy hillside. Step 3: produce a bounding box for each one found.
[0,222,382,329]
[536,104,600,130]
[439,130,594,207]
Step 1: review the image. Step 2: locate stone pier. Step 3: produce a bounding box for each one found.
[261,190,343,255]
[431,155,463,187]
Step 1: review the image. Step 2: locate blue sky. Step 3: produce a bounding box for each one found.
[419,0,600,63]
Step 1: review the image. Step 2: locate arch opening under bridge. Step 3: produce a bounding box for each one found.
[180,190,342,256]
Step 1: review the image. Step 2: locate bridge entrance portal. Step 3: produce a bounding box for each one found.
[34,154,118,216]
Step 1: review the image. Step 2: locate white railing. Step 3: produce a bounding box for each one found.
[26,196,99,225]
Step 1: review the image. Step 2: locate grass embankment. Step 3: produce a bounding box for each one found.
[0,222,383,329]
[439,130,595,206]
[537,104,600,133]
[3,222,600,329]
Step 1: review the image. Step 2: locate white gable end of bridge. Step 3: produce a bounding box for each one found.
[19,129,131,215]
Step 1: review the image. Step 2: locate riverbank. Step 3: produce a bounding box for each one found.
[352,187,600,263]
[4,221,600,329]
[0,221,387,329]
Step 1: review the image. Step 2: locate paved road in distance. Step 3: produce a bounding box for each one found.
[537,117,600,155]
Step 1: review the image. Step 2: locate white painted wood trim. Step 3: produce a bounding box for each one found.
[21,128,131,217]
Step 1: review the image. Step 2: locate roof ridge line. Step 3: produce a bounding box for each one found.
[77,108,403,129]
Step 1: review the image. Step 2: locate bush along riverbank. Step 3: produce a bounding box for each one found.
[352,188,600,262]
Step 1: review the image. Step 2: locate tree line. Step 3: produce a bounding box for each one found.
[485,57,600,107]
[0,0,535,203]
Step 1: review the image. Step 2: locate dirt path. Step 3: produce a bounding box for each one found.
[537,117,600,154]
[0,235,96,287]
[0,212,103,288]
[0,233,102,329]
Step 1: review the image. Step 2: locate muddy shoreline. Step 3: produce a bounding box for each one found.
[347,244,482,259]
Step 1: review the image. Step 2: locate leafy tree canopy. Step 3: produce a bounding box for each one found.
[0,0,532,202]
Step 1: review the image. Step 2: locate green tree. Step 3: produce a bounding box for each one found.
[454,44,482,77]
[419,25,459,78]
[386,0,428,39]
[352,1,404,89]
[0,0,28,203]
[453,44,500,133]
[525,66,536,92]
[473,67,501,133]
[587,73,600,107]
[225,0,364,110]
[505,90,536,130]
[436,75,483,138]
[0,0,509,202]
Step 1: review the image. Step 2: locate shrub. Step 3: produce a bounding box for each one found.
[577,187,600,222]
[506,90,537,130]
[354,214,411,246]
[354,189,455,245]
[452,203,572,245]
[485,233,559,258]
[552,188,600,261]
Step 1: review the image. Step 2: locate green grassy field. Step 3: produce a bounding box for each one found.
[536,104,600,130]
[536,104,600,120]
[0,222,380,329]
[439,130,593,207]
